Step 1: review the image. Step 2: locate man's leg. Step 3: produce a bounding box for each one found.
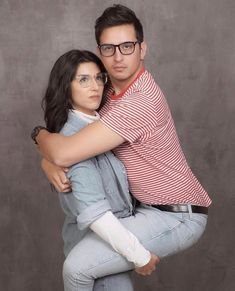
[94,272,133,291]
[63,234,133,291]
[63,206,208,291]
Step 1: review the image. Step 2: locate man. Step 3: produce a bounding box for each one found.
[33,4,211,290]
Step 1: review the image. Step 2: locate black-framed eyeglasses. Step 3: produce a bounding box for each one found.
[74,72,108,88]
[98,41,142,57]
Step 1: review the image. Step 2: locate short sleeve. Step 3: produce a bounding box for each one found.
[100,92,163,143]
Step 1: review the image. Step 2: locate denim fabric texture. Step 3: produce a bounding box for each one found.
[59,111,133,257]
[58,111,208,291]
[63,206,208,291]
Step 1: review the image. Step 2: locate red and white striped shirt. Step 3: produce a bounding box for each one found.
[100,68,211,206]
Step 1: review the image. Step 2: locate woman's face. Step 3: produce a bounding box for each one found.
[70,62,105,115]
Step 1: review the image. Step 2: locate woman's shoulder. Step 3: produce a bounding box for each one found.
[60,111,87,136]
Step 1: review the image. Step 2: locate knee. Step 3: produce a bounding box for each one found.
[63,258,77,290]
[63,257,92,290]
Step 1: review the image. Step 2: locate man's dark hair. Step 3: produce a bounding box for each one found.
[95,4,144,44]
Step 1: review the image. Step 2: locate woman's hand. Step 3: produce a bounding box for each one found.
[135,253,159,276]
[41,158,71,192]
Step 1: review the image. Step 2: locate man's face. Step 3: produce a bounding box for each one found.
[98,24,146,92]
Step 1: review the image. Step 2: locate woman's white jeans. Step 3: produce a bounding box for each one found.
[63,205,208,291]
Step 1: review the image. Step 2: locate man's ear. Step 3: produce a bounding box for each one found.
[96,46,101,57]
[140,41,147,60]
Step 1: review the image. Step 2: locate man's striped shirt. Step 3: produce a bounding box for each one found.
[100,68,211,206]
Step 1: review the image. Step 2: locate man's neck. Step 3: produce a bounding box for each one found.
[110,65,145,96]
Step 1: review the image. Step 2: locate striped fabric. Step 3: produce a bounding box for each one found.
[100,68,211,206]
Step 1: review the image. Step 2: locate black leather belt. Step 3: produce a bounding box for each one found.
[150,204,208,215]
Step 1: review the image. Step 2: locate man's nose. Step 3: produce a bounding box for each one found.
[113,48,123,61]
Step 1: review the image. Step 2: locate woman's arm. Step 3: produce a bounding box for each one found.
[37,121,125,167]
[90,211,155,269]
[64,161,156,269]
[41,158,71,192]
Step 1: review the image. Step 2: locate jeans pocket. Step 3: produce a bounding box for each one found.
[176,213,207,251]
[189,213,208,228]
[138,206,182,238]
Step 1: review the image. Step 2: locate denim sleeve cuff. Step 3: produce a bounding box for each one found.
[77,199,112,230]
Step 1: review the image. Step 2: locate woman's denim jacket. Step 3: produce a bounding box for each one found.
[59,111,133,256]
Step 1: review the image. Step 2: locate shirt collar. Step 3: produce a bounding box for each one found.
[111,66,145,100]
[71,110,100,124]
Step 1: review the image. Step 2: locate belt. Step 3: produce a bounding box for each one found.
[149,204,208,215]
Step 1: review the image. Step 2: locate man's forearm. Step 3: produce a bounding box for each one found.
[36,121,125,167]
[37,130,67,166]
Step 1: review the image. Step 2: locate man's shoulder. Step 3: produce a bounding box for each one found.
[128,70,160,98]
[122,74,158,105]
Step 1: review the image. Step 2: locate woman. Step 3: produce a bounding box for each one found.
[40,50,156,291]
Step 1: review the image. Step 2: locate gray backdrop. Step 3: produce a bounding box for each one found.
[1,0,234,290]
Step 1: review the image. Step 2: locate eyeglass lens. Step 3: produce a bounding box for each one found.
[99,41,139,57]
[75,73,107,88]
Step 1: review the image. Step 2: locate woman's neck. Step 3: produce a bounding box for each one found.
[71,109,100,124]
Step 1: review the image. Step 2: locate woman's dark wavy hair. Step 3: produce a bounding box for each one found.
[41,50,108,133]
[95,4,144,44]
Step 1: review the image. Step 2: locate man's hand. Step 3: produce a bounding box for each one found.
[135,253,159,276]
[41,158,71,192]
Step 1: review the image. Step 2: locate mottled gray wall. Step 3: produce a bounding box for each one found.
[1,0,234,290]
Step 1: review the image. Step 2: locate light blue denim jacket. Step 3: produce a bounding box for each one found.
[59,111,133,256]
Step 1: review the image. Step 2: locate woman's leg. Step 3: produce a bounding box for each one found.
[63,206,208,291]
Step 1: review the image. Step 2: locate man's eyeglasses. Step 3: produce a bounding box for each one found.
[74,72,108,88]
[98,41,141,57]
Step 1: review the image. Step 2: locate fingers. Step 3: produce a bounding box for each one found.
[58,171,69,184]
[55,183,71,193]
[135,254,159,276]
[62,167,69,173]
[48,168,71,192]
[135,269,154,276]
[53,173,71,192]
[135,266,155,276]
[41,159,71,192]
[59,171,71,192]
[52,179,71,192]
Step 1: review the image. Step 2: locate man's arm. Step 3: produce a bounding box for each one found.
[37,121,125,167]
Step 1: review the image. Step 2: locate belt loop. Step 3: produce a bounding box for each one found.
[187,204,193,219]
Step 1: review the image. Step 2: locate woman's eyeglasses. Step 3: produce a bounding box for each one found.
[74,72,108,88]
